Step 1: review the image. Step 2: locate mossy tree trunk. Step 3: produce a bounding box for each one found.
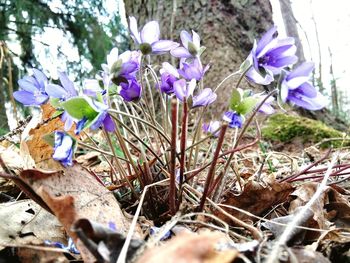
[124,0,273,117]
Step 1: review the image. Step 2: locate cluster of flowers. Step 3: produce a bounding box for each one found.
[13,18,326,166]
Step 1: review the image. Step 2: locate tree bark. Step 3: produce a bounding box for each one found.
[124,0,273,117]
[279,0,305,64]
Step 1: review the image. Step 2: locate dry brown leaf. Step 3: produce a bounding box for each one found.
[16,246,72,263]
[23,104,77,170]
[0,200,65,249]
[289,182,350,229]
[19,164,138,262]
[289,248,330,263]
[136,231,238,263]
[217,179,294,223]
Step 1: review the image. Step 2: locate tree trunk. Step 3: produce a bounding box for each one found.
[279,0,305,64]
[124,0,273,118]
[328,47,339,116]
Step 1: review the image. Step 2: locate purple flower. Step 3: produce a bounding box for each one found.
[178,58,209,81]
[13,69,49,106]
[245,26,298,85]
[173,79,196,102]
[102,48,140,83]
[223,111,244,128]
[171,30,202,58]
[45,238,79,254]
[46,72,78,130]
[119,79,142,102]
[280,62,327,110]
[158,62,179,94]
[90,99,116,132]
[192,88,217,108]
[129,16,179,55]
[52,131,74,167]
[202,121,221,137]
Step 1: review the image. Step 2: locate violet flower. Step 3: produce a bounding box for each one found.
[223,111,244,128]
[173,79,196,102]
[192,88,217,108]
[102,48,140,85]
[158,62,179,94]
[178,58,209,81]
[202,121,221,137]
[129,16,179,55]
[119,79,142,102]
[13,68,49,106]
[280,62,327,110]
[46,72,78,130]
[245,26,298,85]
[52,131,74,167]
[171,30,202,58]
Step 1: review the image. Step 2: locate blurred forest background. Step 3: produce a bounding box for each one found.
[0,0,349,135]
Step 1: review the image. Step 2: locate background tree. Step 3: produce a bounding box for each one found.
[0,0,127,134]
[124,0,273,117]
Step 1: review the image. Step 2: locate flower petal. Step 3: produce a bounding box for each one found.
[46,84,69,99]
[129,16,141,44]
[59,71,77,97]
[173,79,187,102]
[103,114,116,132]
[170,47,192,58]
[180,30,192,49]
[32,68,48,90]
[107,48,119,69]
[288,62,315,80]
[151,40,179,54]
[161,62,179,78]
[192,30,200,49]
[141,21,160,44]
[18,77,39,93]
[256,26,277,56]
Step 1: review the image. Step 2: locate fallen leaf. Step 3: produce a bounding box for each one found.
[0,200,65,249]
[217,178,294,223]
[23,104,77,170]
[135,231,238,263]
[289,182,350,229]
[19,164,139,262]
[289,248,330,263]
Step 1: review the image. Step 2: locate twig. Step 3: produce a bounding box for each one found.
[116,179,169,263]
[279,148,331,182]
[266,152,338,263]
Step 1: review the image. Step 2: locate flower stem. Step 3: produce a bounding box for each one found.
[169,98,178,215]
[198,123,228,212]
[177,100,188,209]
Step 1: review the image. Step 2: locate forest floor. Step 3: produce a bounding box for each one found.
[0,108,350,263]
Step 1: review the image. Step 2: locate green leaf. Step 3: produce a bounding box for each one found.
[61,97,98,120]
[52,110,64,119]
[229,88,242,110]
[235,97,259,115]
[50,98,61,109]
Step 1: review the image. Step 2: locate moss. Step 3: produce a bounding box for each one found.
[262,113,347,148]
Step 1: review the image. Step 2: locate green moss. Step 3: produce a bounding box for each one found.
[262,114,347,148]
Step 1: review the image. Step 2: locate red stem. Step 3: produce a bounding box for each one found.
[279,148,332,183]
[198,123,228,212]
[177,100,188,208]
[169,98,178,215]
